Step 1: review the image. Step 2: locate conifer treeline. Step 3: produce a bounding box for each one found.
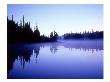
[7,15,58,43]
[7,15,103,43]
[64,30,103,39]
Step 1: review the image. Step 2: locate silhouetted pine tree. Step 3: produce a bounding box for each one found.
[33,25,40,42]
[50,31,58,41]
[7,15,58,43]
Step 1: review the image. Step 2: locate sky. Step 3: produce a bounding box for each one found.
[7,4,103,36]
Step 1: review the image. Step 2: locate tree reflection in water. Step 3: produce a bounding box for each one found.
[7,42,103,74]
[7,44,40,73]
[50,43,58,54]
[67,47,102,54]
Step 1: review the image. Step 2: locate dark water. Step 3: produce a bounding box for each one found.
[7,40,103,79]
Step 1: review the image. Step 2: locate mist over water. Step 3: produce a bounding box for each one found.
[7,40,103,79]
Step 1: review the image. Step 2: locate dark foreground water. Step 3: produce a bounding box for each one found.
[7,40,103,79]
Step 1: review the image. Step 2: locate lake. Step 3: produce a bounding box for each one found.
[7,40,103,79]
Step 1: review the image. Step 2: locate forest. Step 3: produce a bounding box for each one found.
[7,15,58,43]
[7,15,103,43]
[63,30,103,39]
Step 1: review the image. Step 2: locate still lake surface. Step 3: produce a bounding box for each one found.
[7,40,103,79]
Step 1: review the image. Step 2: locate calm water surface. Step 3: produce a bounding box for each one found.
[7,40,103,79]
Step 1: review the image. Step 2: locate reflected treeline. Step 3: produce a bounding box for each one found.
[64,30,103,39]
[67,47,102,53]
[7,44,40,73]
[49,44,103,54]
[7,15,58,43]
[50,43,58,54]
[7,42,103,74]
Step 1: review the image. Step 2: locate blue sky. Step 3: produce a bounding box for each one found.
[7,4,103,36]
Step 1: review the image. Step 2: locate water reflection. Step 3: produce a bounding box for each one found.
[7,44,40,73]
[50,43,58,54]
[68,47,102,54]
[7,41,103,79]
